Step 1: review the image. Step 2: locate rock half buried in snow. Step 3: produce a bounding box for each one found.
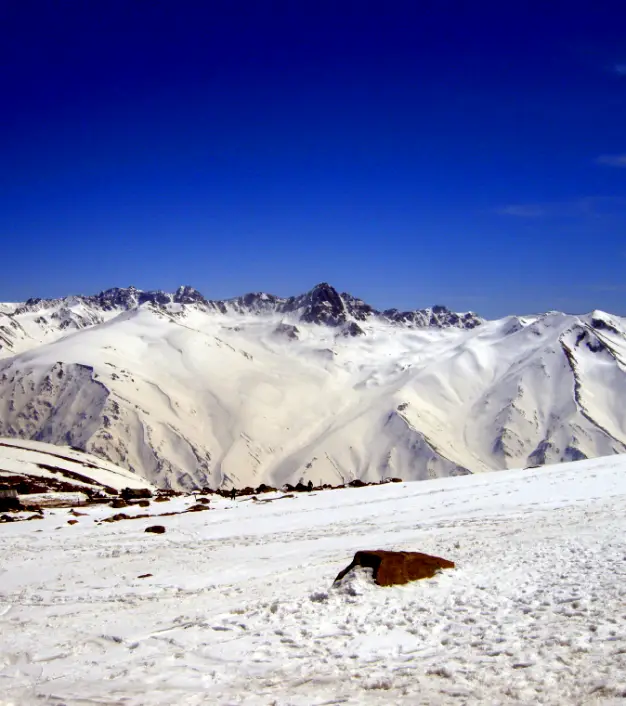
[334,550,454,587]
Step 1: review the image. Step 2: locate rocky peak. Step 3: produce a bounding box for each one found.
[6,283,484,332]
[285,283,348,326]
[227,292,282,313]
[95,287,141,311]
[173,286,207,305]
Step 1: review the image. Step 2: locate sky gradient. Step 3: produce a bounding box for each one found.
[2,1,626,318]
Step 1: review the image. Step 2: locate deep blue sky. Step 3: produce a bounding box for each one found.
[2,1,626,317]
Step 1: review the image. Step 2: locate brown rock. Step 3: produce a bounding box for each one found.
[137,573,153,579]
[110,498,128,508]
[121,487,153,500]
[102,513,131,523]
[334,550,455,587]
[0,496,22,512]
[67,519,79,525]
[154,495,170,503]
[136,500,150,507]
[145,525,166,534]
[196,497,210,504]
[187,503,210,512]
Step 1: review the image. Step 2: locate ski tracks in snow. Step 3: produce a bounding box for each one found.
[0,463,625,704]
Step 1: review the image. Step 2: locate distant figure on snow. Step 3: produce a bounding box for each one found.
[230,487,237,501]
[307,480,313,492]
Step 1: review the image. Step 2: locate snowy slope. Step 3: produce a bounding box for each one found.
[0,284,625,489]
[1,454,625,704]
[0,438,155,492]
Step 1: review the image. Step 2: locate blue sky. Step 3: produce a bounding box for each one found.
[1,1,626,318]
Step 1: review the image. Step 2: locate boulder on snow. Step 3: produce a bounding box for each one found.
[0,495,22,512]
[145,525,166,534]
[334,550,455,587]
[186,503,210,512]
[121,487,153,500]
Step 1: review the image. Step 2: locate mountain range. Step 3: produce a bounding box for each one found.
[1,283,625,489]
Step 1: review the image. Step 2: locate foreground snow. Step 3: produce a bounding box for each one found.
[1,455,625,705]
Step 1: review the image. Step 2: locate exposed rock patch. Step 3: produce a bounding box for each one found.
[334,550,455,587]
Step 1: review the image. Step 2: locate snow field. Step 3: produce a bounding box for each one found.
[1,455,625,704]
[3,298,626,489]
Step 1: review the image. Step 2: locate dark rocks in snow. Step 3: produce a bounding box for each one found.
[340,293,376,321]
[107,513,131,522]
[291,283,347,326]
[383,305,481,330]
[186,503,210,512]
[273,323,300,340]
[121,487,153,500]
[334,550,455,587]
[590,316,619,335]
[564,446,587,462]
[0,488,21,512]
[527,439,554,467]
[342,321,365,337]
[228,292,282,314]
[10,282,483,332]
[145,525,166,534]
[173,286,207,305]
[110,498,129,508]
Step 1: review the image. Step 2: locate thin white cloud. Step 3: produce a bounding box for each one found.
[596,154,626,167]
[495,205,546,218]
[587,284,626,293]
[496,196,626,218]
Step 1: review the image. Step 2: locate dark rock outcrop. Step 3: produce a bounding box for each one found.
[274,323,300,340]
[121,487,153,500]
[342,322,365,337]
[12,283,483,332]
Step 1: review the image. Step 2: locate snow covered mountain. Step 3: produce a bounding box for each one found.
[0,437,155,493]
[0,283,625,489]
